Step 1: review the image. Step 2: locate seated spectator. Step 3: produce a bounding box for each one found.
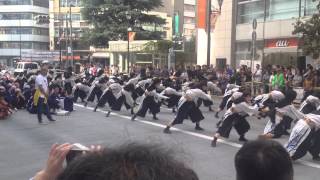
[0,86,12,119]
[63,91,74,112]
[48,86,61,113]
[32,143,198,180]
[235,140,293,180]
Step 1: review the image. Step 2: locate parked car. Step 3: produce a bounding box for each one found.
[14,62,40,76]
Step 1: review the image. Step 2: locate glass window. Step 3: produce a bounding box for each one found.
[0,27,48,35]
[184,17,195,24]
[33,0,49,8]
[61,0,81,7]
[0,13,32,20]
[184,4,195,12]
[266,0,299,20]
[305,0,318,16]
[33,42,49,50]
[0,42,32,49]
[237,0,265,24]
[0,0,31,5]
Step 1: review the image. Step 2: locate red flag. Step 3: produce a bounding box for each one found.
[128,32,136,42]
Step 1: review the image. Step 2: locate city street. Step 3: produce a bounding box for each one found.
[0,99,319,180]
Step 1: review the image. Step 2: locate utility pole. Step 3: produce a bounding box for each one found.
[59,0,62,69]
[69,4,74,69]
[66,13,69,67]
[19,15,22,60]
[206,0,212,66]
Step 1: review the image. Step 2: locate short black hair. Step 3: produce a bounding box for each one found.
[58,143,198,180]
[235,140,293,180]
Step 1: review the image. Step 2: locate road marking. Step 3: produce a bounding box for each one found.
[74,103,320,169]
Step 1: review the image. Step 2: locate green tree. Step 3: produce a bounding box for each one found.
[81,0,166,47]
[293,0,320,59]
[143,40,173,54]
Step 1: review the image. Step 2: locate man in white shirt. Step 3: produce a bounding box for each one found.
[253,64,262,95]
[35,65,55,124]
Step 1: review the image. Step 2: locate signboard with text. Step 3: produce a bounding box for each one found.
[265,38,298,48]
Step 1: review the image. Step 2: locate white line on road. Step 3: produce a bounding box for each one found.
[74,103,320,169]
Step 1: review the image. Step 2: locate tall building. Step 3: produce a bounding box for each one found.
[49,0,91,65]
[196,0,235,67]
[0,0,50,66]
[183,0,196,39]
[234,0,318,68]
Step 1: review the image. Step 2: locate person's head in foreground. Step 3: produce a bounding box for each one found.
[34,143,198,180]
[235,140,293,180]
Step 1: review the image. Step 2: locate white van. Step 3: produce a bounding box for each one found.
[14,62,40,76]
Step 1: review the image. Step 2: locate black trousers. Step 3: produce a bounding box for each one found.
[73,89,87,102]
[301,103,317,114]
[273,116,293,138]
[219,95,231,110]
[172,101,204,125]
[97,90,125,111]
[165,94,181,108]
[217,113,250,138]
[87,87,102,102]
[292,129,318,160]
[37,97,52,122]
[136,96,160,118]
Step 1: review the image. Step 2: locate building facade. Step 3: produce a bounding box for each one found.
[184,0,197,39]
[0,0,50,66]
[235,0,318,68]
[49,0,91,66]
[196,0,235,68]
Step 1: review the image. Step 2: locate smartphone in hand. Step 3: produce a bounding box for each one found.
[66,143,90,165]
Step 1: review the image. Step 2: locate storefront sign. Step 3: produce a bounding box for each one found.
[265,38,298,48]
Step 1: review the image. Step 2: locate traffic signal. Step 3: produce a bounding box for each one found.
[35,15,50,24]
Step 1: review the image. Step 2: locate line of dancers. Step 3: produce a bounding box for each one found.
[69,71,320,162]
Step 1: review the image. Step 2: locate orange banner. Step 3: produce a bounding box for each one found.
[128,32,136,42]
[197,0,207,29]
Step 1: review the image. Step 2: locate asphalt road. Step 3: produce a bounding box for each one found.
[0,98,320,180]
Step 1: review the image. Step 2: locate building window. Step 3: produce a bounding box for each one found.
[237,0,265,24]
[61,0,81,7]
[305,0,318,16]
[0,13,32,20]
[0,27,48,35]
[184,28,195,37]
[33,0,49,8]
[184,17,195,24]
[0,0,31,5]
[184,4,195,12]
[33,42,49,50]
[266,0,299,20]
[0,42,32,49]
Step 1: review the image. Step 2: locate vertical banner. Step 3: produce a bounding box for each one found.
[128,32,136,42]
[197,0,207,29]
[174,12,180,36]
[197,0,208,65]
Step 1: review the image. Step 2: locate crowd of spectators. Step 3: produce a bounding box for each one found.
[31,140,293,180]
[125,63,319,99]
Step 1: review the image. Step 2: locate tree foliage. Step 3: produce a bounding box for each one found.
[293,0,320,59]
[143,40,173,54]
[81,0,166,47]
